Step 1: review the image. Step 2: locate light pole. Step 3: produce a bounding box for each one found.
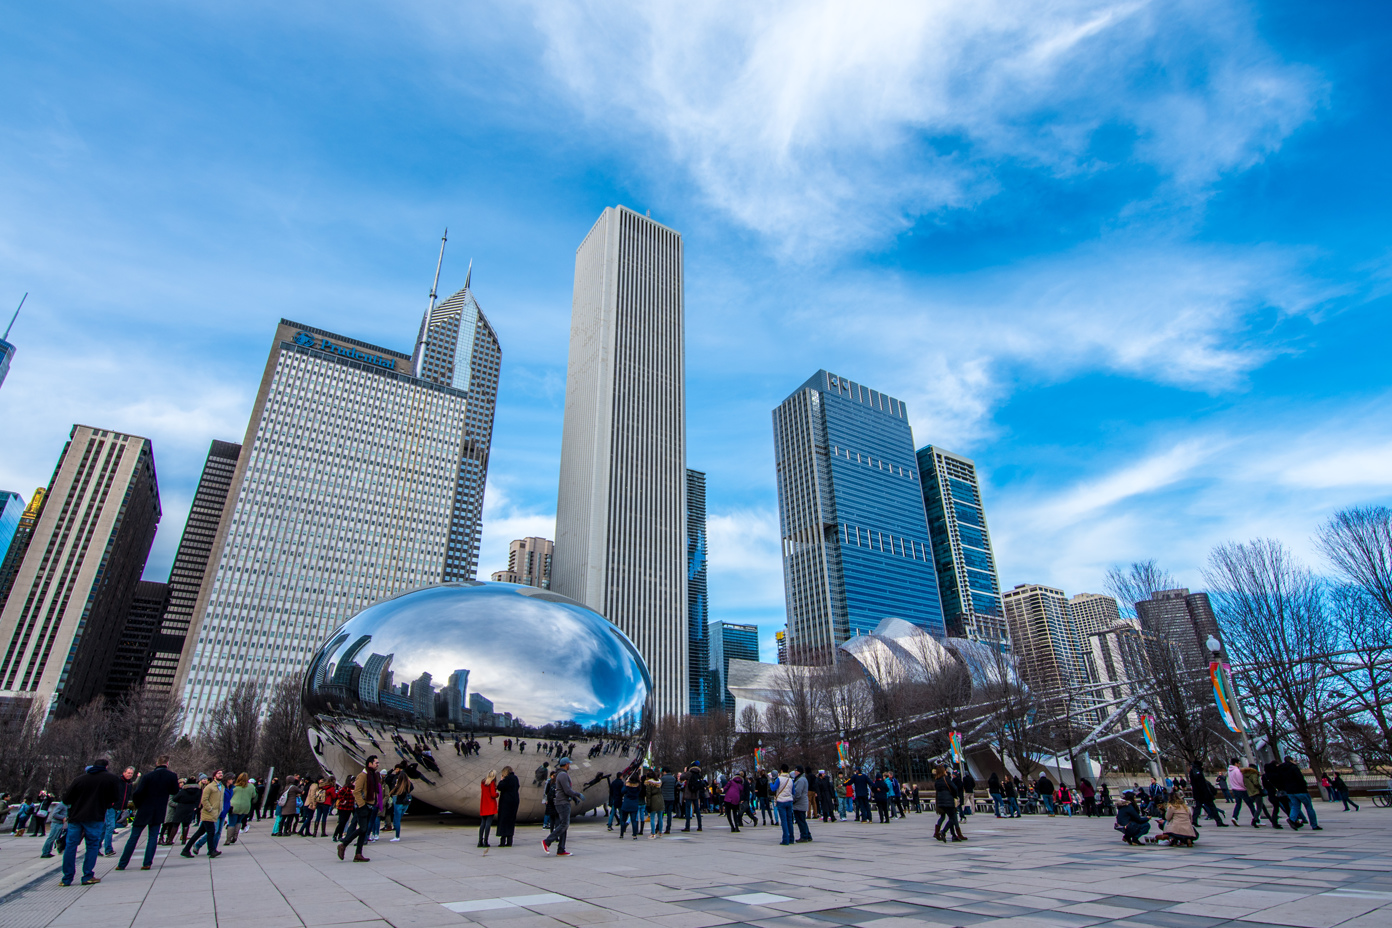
[1207,635,1256,767]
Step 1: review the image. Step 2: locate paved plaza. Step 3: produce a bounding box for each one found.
[1,805,1389,928]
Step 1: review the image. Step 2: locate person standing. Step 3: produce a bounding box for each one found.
[332,775,356,841]
[116,756,178,871]
[659,767,678,834]
[389,765,413,841]
[988,772,1004,817]
[298,777,320,837]
[166,779,200,844]
[1278,756,1321,830]
[495,766,520,848]
[478,771,498,848]
[541,757,581,857]
[181,771,225,859]
[755,770,773,824]
[1079,778,1097,817]
[59,759,121,886]
[960,770,976,819]
[39,799,68,858]
[103,766,136,855]
[337,755,383,862]
[646,769,667,838]
[721,774,743,833]
[772,766,796,846]
[791,767,813,842]
[681,763,704,832]
[816,771,837,823]
[871,773,890,823]
[932,767,960,842]
[1036,773,1056,816]
[315,777,337,837]
[849,769,873,823]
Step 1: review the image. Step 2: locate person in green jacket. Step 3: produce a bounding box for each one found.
[227,773,257,844]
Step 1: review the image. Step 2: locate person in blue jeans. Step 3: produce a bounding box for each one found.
[103,766,136,855]
[117,757,179,871]
[60,759,121,886]
[772,766,795,845]
[40,801,68,858]
[1278,757,1322,830]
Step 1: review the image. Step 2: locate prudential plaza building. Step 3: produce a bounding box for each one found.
[177,302,499,732]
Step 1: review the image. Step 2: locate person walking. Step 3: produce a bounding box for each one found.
[987,772,1004,817]
[181,771,225,859]
[1278,756,1321,830]
[1331,773,1359,811]
[165,779,200,844]
[1189,763,1228,826]
[770,766,795,845]
[478,771,498,848]
[59,759,121,886]
[117,756,178,871]
[1079,778,1097,817]
[791,767,813,842]
[541,757,581,857]
[932,767,960,843]
[332,775,356,842]
[229,774,256,844]
[315,777,337,837]
[755,771,774,824]
[722,774,743,833]
[495,766,520,847]
[298,776,320,837]
[1003,775,1022,817]
[337,755,383,862]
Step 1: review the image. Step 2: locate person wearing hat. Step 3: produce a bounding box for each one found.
[1114,789,1151,845]
[541,757,581,857]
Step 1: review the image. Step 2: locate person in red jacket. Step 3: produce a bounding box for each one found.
[478,771,499,848]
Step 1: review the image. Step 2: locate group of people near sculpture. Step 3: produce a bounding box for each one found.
[2,747,1350,884]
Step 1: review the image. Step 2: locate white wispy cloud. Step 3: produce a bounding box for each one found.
[478,478,556,579]
[526,0,1321,253]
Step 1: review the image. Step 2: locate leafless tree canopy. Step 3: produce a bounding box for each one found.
[201,680,262,776]
[1105,560,1176,617]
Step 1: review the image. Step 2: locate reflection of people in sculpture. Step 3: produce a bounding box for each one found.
[495,766,519,847]
[533,762,549,787]
[478,771,497,849]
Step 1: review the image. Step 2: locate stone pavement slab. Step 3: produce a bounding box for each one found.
[2,805,1390,928]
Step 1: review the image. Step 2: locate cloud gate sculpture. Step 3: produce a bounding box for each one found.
[303,582,652,820]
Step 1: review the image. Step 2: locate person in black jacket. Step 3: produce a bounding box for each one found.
[1278,756,1321,830]
[1189,763,1228,826]
[1114,790,1150,845]
[60,759,121,886]
[117,756,180,871]
[932,767,961,842]
[495,766,520,847]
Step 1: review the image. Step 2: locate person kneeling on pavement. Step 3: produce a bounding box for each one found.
[1114,789,1151,845]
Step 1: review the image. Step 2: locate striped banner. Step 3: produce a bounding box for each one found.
[1210,661,1243,733]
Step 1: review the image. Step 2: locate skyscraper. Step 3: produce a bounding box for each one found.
[554,206,687,717]
[708,620,759,715]
[0,426,161,716]
[1135,589,1220,672]
[105,581,171,700]
[411,267,502,581]
[917,446,1007,648]
[1001,583,1087,699]
[773,371,944,663]
[175,320,473,732]
[0,294,22,392]
[1068,592,1122,683]
[0,491,24,561]
[1086,619,1149,730]
[687,468,710,715]
[143,440,241,693]
[0,488,44,613]
[489,537,554,588]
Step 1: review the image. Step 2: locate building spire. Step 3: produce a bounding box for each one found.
[413,231,447,377]
[463,258,472,292]
[4,292,25,341]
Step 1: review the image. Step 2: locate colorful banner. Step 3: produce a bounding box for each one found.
[1141,715,1160,754]
[755,747,769,769]
[836,741,851,768]
[1210,660,1243,734]
[949,731,964,763]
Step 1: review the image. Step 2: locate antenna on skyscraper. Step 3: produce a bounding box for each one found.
[428,230,448,314]
[463,259,472,292]
[4,293,25,341]
[413,231,447,377]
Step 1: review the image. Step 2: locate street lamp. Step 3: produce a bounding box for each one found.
[1207,635,1256,767]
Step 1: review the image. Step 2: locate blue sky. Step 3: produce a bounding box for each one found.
[2,1,1389,660]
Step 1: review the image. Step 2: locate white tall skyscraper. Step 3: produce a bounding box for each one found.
[554,206,687,717]
[175,320,476,732]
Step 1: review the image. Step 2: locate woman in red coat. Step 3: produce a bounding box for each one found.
[478,771,498,848]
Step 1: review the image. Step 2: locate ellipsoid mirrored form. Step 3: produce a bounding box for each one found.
[303,581,653,819]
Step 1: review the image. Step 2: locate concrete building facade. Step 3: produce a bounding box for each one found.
[1136,588,1220,673]
[1001,583,1086,699]
[490,537,554,589]
[0,426,161,716]
[553,206,687,717]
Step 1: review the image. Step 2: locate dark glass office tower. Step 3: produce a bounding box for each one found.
[708,620,759,715]
[773,371,945,663]
[0,488,44,613]
[686,468,710,715]
[917,446,1008,648]
[106,580,171,700]
[144,440,241,693]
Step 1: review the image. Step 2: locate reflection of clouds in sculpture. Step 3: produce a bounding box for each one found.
[303,582,652,734]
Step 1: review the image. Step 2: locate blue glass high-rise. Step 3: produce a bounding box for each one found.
[773,371,945,661]
[708,620,759,714]
[686,468,711,715]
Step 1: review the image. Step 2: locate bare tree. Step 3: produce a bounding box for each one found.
[1318,507,1392,756]
[107,686,182,774]
[1105,560,1177,617]
[38,699,112,790]
[1206,539,1337,776]
[0,699,49,796]
[202,681,262,774]
[256,677,318,779]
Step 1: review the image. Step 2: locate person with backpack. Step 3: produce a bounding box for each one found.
[681,763,704,832]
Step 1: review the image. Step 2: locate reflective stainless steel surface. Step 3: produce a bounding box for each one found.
[303,581,652,819]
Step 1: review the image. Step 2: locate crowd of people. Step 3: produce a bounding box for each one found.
[0,749,1359,881]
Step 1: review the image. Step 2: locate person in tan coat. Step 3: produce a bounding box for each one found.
[1149,791,1198,847]
[180,771,225,859]
[337,756,382,863]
